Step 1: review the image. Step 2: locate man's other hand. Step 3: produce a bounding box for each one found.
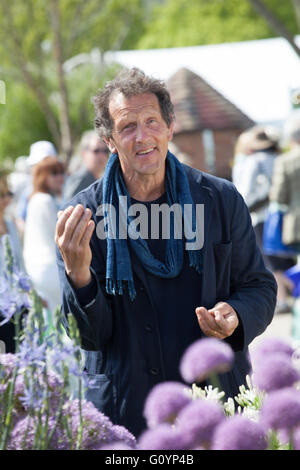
[195,302,239,339]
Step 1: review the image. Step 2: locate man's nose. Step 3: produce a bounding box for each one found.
[135,123,148,143]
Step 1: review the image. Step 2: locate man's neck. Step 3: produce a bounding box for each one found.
[123,172,165,202]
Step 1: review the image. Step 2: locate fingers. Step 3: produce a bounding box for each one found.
[195,307,225,339]
[195,303,239,339]
[81,219,95,245]
[56,204,93,246]
[56,205,75,239]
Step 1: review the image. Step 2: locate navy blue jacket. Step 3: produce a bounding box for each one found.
[56,164,277,437]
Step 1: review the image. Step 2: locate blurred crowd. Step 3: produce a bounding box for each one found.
[0,130,109,351]
[1,113,300,352]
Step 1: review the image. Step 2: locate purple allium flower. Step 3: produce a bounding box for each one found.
[179,338,234,383]
[98,442,135,450]
[143,381,191,428]
[0,353,18,375]
[252,354,300,393]
[260,387,300,432]
[176,398,225,449]
[62,399,115,450]
[109,425,136,448]
[138,424,188,450]
[211,415,267,450]
[252,337,295,361]
[7,415,59,450]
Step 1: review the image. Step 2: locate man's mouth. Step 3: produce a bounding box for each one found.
[136,147,156,157]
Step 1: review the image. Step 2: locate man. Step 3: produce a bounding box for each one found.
[63,130,108,200]
[55,68,277,437]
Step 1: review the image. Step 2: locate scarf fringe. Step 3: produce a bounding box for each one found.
[106,278,136,301]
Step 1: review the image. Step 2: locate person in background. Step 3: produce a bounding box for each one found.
[0,172,25,352]
[63,130,108,201]
[23,156,65,313]
[15,141,58,239]
[269,114,300,300]
[232,125,295,314]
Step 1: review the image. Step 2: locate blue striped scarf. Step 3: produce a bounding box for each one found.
[102,151,203,300]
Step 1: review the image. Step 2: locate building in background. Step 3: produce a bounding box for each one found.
[167,68,254,179]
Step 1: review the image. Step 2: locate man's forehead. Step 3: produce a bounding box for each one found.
[108,91,160,119]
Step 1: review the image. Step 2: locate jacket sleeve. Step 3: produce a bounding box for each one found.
[225,186,277,350]
[56,244,113,350]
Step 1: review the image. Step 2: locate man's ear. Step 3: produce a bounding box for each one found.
[167,120,175,142]
[103,137,117,154]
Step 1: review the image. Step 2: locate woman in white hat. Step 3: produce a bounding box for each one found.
[23,156,65,313]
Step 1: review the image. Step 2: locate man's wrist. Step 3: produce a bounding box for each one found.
[67,269,92,289]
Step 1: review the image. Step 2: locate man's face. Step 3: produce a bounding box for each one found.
[105,92,174,180]
[82,136,108,175]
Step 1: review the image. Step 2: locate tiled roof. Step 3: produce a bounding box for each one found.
[167,67,254,133]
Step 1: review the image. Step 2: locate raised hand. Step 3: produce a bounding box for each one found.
[55,204,95,288]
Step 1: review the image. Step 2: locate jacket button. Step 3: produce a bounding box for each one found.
[145,324,153,332]
[150,367,159,376]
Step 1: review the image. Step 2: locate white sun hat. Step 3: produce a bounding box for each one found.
[27,140,57,166]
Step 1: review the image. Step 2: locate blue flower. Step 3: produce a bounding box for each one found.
[13,270,32,292]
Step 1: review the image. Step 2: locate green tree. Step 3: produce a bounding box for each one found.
[0,82,52,161]
[138,0,299,49]
[0,0,146,163]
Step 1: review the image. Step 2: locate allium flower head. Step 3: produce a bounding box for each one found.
[99,442,135,450]
[8,415,59,450]
[62,399,114,449]
[211,415,267,450]
[0,353,18,375]
[179,338,234,383]
[252,353,300,393]
[109,425,136,449]
[252,337,295,361]
[143,381,191,428]
[138,424,188,450]
[176,398,224,449]
[260,387,300,432]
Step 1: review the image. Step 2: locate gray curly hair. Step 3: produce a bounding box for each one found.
[92,68,175,139]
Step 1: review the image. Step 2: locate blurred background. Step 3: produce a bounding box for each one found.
[0,0,299,170]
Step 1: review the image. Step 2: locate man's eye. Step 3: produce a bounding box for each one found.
[122,123,135,132]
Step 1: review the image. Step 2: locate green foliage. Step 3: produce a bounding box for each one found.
[66,62,121,148]
[138,0,299,49]
[0,81,53,162]
[0,0,146,163]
